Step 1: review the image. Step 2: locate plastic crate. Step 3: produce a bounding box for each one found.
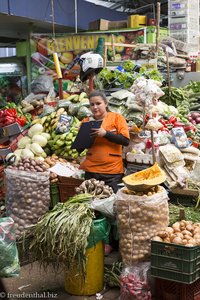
[155,277,200,300]
[58,177,83,203]
[151,241,200,284]
[50,183,60,208]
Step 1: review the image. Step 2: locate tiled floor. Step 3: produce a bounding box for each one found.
[2,252,120,300]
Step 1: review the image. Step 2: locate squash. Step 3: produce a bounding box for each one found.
[123,163,166,191]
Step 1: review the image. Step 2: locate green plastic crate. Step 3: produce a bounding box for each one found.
[151,267,200,285]
[151,241,200,284]
[50,183,60,208]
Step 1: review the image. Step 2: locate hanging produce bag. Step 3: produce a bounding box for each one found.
[0,217,20,277]
[5,169,50,238]
[116,186,169,265]
[119,262,152,300]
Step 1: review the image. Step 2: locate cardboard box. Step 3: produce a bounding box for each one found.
[88,19,109,31]
[108,20,127,30]
[88,19,127,31]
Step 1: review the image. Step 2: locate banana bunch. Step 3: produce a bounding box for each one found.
[31,108,67,133]
[66,92,89,104]
[48,118,86,159]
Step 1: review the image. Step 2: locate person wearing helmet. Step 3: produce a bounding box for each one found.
[79,90,130,193]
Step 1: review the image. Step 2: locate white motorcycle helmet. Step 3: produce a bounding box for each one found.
[80,52,103,82]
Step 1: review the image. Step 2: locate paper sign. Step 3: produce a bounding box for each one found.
[49,162,75,177]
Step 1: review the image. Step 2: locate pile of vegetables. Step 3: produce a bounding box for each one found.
[152,220,200,246]
[188,112,200,125]
[94,63,163,90]
[7,157,48,173]
[26,194,94,274]
[104,261,122,288]
[43,154,79,183]
[169,203,200,225]
[75,178,113,199]
[10,123,50,163]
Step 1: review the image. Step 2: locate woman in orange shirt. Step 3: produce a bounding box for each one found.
[80,90,130,193]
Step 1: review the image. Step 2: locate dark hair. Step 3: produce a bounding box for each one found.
[88,90,108,104]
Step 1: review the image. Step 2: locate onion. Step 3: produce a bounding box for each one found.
[191,112,200,119]
[195,117,200,124]
[171,237,183,245]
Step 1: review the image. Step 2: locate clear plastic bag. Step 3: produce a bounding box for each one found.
[119,262,151,300]
[0,217,20,277]
[5,169,50,238]
[31,74,54,94]
[116,187,169,265]
[90,194,116,218]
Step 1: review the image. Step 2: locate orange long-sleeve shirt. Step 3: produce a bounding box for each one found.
[80,112,129,174]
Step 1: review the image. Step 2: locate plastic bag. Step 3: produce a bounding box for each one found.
[116,187,169,265]
[31,75,54,94]
[120,262,151,300]
[87,216,111,248]
[0,217,20,277]
[77,106,92,120]
[5,169,50,238]
[90,194,116,218]
[56,115,73,133]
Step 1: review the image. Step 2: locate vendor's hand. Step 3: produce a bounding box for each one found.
[90,127,106,138]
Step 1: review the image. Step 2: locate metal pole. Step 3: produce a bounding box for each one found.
[156,2,161,55]
[75,0,78,34]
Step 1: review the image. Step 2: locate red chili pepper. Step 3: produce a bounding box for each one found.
[169,116,177,124]
[173,122,185,127]
[4,116,15,125]
[5,108,17,118]
[192,141,199,148]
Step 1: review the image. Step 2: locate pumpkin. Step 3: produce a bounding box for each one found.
[123,163,166,191]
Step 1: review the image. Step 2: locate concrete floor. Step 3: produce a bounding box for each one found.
[2,252,120,300]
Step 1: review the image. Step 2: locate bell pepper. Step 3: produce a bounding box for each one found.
[16,116,27,127]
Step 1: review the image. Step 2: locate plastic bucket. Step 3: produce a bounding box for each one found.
[64,240,104,296]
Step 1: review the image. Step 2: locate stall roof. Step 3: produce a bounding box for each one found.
[84,0,168,18]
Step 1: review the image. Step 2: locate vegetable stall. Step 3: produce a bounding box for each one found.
[1,57,200,299]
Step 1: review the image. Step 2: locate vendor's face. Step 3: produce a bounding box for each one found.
[89,96,107,120]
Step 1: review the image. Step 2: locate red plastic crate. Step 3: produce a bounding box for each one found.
[155,278,200,300]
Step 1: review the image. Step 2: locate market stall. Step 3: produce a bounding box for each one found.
[1,32,200,298]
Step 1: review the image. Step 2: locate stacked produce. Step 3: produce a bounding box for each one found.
[5,160,50,238]
[75,179,113,199]
[152,220,200,246]
[11,123,50,162]
[116,164,168,265]
[43,154,79,183]
[0,105,30,127]
[94,62,163,90]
